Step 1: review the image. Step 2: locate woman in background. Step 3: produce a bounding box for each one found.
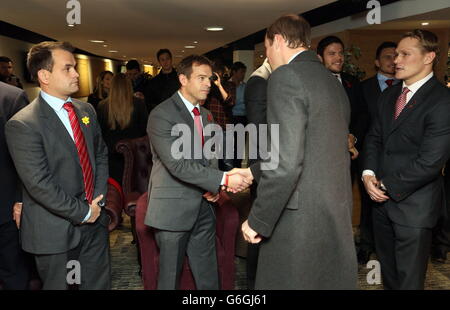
[97,73,148,184]
[88,70,113,110]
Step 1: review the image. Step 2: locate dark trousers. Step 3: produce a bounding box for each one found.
[0,220,29,289]
[34,221,111,290]
[154,201,218,290]
[372,205,432,290]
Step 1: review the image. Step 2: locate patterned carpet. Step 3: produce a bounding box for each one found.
[110,216,450,290]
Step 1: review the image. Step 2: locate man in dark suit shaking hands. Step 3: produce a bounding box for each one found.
[363,30,450,289]
[5,42,111,290]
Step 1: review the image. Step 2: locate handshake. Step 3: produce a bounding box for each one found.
[203,168,254,203]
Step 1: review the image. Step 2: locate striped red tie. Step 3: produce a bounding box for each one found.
[394,87,410,119]
[63,102,94,203]
[192,107,204,146]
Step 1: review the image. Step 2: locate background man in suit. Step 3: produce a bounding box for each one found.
[145,55,251,290]
[0,56,23,89]
[243,58,271,289]
[357,41,398,264]
[0,81,29,289]
[5,41,111,290]
[144,49,180,113]
[362,30,450,289]
[240,14,357,289]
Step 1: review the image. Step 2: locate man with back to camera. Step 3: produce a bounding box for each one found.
[5,41,111,290]
[240,14,357,289]
[362,29,450,289]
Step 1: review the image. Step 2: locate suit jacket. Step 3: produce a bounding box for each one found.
[5,94,109,254]
[248,51,357,289]
[0,82,28,225]
[244,62,271,167]
[361,74,382,124]
[363,76,450,228]
[341,72,369,148]
[144,92,223,231]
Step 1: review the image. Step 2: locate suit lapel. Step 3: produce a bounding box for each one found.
[389,77,438,135]
[38,95,80,167]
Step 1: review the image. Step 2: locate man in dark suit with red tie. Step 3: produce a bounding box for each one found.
[5,41,111,290]
[363,29,450,289]
[358,41,399,264]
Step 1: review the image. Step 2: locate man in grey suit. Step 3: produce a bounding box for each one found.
[240,14,357,289]
[5,41,111,290]
[145,55,251,289]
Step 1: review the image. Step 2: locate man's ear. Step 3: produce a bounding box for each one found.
[374,59,380,69]
[179,73,188,86]
[37,69,50,86]
[317,54,324,64]
[423,51,436,66]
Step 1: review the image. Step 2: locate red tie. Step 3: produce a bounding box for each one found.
[192,107,204,146]
[385,79,394,87]
[63,102,94,203]
[394,87,410,119]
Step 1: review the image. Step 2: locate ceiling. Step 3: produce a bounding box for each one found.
[0,0,333,65]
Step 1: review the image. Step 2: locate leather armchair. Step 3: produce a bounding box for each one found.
[104,178,124,232]
[135,191,239,290]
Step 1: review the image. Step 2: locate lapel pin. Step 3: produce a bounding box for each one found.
[207,113,213,122]
[82,116,90,125]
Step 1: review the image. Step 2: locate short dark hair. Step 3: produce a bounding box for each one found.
[157,49,172,61]
[27,41,74,82]
[316,36,344,58]
[0,56,12,63]
[402,29,440,67]
[177,55,211,79]
[375,41,397,59]
[266,14,311,49]
[231,61,246,74]
[126,59,140,71]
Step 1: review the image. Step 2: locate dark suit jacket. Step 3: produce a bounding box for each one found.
[248,51,357,289]
[361,75,382,124]
[363,76,450,228]
[0,82,28,225]
[5,94,109,254]
[341,72,369,148]
[144,92,223,231]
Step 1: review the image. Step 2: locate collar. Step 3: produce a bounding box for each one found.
[402,72,434,94]
[377,72,396,83]
[40,90,73,112]
[177,91,200,114]
[287,50,306,64]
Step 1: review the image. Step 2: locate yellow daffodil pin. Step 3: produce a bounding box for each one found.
[82,116,90,125]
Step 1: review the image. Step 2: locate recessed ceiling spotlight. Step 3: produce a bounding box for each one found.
[108,50,118,53]
[68,24,75,27]
[103,44,108,47]
[184,45,195,49]
[205,26,224,32]
[181,50,185,53]
[193,41,198,44]
[421,22,429,26]
[90,40,105,43]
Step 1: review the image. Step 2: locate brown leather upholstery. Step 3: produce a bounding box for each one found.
[104,182,124,232]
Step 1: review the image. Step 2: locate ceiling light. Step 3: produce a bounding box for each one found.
[193,41,198,44]
[184,45,195,49]
[205,26,224,32]
[108,50,118,53]
[90,40,105,43]
[68,24,75,27]
[421,22,429,26]
[103,44,108,47]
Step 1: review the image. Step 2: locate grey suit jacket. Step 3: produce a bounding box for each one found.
[145,92,224,231]
[5,94,109,254]
[248,50,357,289]
[0,82,28,225]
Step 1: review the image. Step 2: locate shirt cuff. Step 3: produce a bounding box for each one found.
[361,170,375,181]
[82,208,91,223]
[220,172,226,186]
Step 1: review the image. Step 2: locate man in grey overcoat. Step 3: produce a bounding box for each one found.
[240,14,358,289]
